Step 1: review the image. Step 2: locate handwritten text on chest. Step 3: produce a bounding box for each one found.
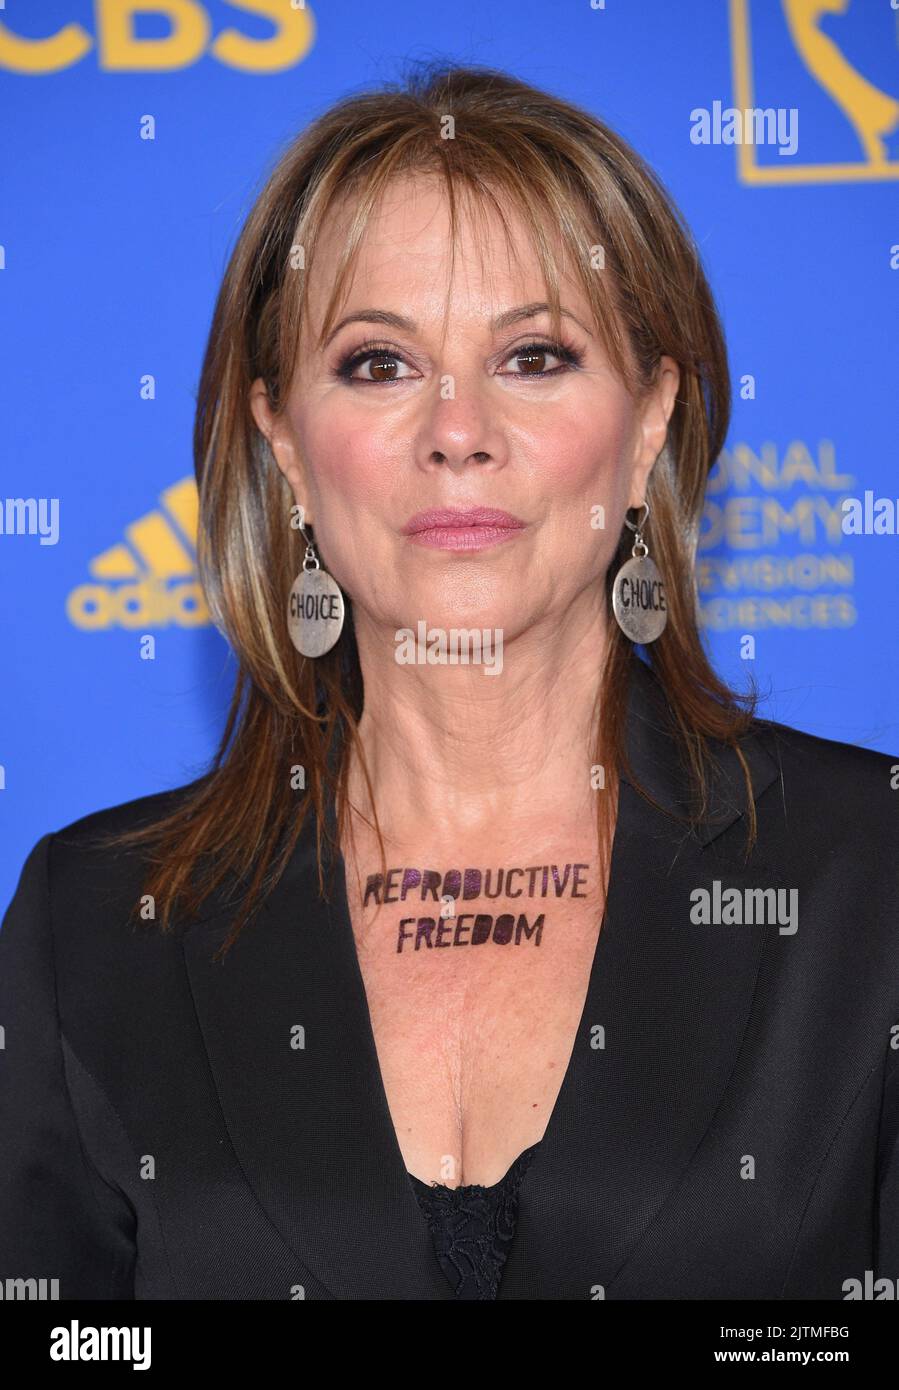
[362,864,591,953]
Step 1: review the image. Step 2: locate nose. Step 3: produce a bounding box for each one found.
[416,372,508,474]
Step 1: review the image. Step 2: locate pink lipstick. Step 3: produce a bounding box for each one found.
[401,506,527,552]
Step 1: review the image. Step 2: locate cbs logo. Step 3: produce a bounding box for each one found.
[0,1,315,74]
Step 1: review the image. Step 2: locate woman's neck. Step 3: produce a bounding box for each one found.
[346,595,610,844]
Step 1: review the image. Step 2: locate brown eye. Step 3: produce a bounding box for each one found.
[514,347,550,374]
[367,354,399,382]
[335,345,416,383]
[501,341,582,377]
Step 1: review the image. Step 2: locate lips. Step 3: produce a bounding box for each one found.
[401,507,527,552]
[402,507,526,534]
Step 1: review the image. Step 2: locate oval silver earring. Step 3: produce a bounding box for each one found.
[611,501,668,644]
[286,524,345,658]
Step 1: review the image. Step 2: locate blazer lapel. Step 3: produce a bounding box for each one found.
[183,831,456,1299]
[499,655,782,1298]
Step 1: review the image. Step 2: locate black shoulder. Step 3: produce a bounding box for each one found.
[748,713,897,779]
[746,714,899,831]
[50,773,210,848]
[34,774,214,927]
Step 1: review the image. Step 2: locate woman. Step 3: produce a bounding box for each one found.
[2,64,897,1302]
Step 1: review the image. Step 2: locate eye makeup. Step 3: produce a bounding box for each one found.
[331,337,586,384]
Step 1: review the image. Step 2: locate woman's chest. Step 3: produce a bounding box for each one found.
[344,853,606,1185]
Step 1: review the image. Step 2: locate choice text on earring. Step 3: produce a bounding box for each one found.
[287,568,345,657]
[612,554,667,643]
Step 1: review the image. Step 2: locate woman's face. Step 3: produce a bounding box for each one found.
[252,175,679,648]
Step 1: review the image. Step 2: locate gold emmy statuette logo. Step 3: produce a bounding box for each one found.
[731,0,899,182]
[67,477,210,631]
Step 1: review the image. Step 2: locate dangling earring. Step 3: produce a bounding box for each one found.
[286,522,345,657]
[611,501,667,643]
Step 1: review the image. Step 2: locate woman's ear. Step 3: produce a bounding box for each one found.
[249,377,313,523]
[628,355,680,510]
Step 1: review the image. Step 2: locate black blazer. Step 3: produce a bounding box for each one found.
[2,656,898,1300]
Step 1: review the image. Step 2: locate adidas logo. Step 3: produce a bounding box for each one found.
[66,477,211,630]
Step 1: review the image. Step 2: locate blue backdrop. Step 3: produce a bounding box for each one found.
[2,0,898,909]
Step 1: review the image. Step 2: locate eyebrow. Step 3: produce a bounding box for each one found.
[322,301,593,347]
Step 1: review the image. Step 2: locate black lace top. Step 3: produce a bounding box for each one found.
[408,1143,540,1299]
